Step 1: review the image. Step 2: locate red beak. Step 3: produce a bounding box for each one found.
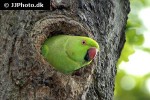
[84,47,98,61]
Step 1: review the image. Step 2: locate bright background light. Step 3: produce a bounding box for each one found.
[119,7,150,76]
[139,8,150,47]
[120,49,150,76]
[119,7,150,93]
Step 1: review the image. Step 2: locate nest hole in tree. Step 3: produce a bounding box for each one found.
[32,15,96,77]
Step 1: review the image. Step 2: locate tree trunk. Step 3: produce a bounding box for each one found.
[0,0,130,100]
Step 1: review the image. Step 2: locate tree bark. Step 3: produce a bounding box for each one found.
[0,0,130,100]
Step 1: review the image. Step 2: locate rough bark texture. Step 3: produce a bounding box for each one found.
[0,0,130,100]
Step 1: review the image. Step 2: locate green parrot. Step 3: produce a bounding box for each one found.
[41,35,99,74]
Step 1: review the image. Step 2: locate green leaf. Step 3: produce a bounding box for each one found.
[117,42,135,66]
[126,29,144,46]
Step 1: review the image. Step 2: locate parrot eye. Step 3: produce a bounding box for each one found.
[82,40,86,45]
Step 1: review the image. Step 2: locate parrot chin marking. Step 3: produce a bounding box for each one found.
[84,47,98,61]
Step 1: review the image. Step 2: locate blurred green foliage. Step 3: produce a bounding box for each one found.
[115,70,150,100]
[115,0,150,100]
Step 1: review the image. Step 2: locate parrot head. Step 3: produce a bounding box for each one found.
[66,36,99,67]
[41,35,99,74]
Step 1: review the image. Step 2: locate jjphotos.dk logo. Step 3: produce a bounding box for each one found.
[4,2,44,8]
